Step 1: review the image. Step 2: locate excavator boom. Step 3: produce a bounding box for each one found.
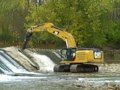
[22,23,76,49]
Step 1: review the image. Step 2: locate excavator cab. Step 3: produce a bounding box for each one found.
[60,48,76,61]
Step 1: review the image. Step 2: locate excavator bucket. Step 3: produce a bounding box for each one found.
[22,32,33,50]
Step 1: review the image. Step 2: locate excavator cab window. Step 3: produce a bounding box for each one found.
[61,48,76,61]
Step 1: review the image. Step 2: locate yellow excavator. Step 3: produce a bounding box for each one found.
[22,23,104,73]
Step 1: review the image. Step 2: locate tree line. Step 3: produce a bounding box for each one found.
[0,0,120,49]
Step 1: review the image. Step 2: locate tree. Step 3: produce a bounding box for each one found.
[26,0,120,48]
[0,0,120,48]
[0,0,28,46]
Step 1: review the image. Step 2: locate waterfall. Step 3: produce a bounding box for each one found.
[1,46,55,74]
[0,50,27,74]
[24,50,55,72]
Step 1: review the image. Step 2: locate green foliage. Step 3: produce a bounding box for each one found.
[0,0,120,48]
[106,21,120,44]
[25,0,120,48]
[0,0,28,46]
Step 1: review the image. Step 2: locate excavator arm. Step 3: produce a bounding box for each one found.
[22,23,76,49]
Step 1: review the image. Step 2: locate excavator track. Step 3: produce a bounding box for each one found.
[54,64,98,73]
[70,64,98,73]
[54,65,70,72]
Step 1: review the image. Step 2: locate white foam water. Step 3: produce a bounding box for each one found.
[3,46,38,72]
[24,50,55,72]
[2,46,55,73]
[0,51,28,74]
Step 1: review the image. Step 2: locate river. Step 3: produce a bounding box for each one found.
[0,72,120,90]
[0,47,120,90]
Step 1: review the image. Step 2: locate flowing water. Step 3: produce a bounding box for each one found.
[0,72,120,90]
[24,49,55,72]
[0,47,120,90]
[0,50,27,74]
